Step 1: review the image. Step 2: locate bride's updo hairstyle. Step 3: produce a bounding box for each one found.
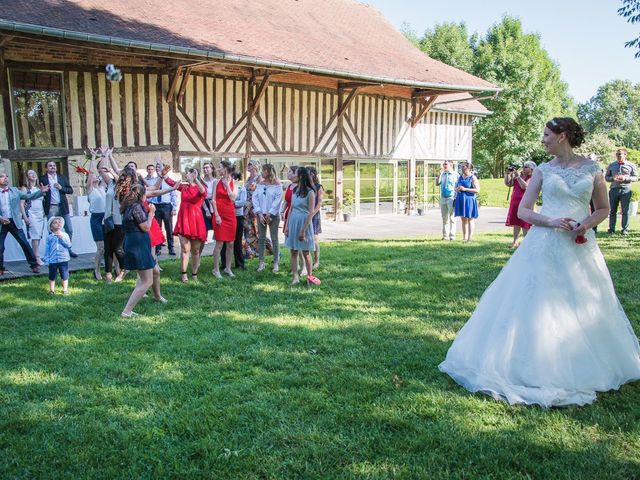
[545,117,585,148]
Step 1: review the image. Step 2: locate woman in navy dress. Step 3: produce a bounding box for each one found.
[120,184,167,317]
[454,162,480,242]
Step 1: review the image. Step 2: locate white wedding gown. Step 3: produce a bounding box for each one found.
[439,162,640,407]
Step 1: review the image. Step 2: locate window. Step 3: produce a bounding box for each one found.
[11,70,65,149]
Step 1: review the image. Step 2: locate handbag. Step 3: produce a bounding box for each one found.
[103,215,115,233]
[103,182,116,233]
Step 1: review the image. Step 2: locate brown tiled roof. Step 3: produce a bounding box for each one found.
[432,93,493,116]
[0,0,498,92]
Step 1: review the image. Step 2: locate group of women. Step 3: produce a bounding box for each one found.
[79,150,324,316]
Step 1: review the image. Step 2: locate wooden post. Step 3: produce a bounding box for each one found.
[335,88,345,221]
[169,100,179,169]
[243,76,255,179]
[409,98,416,215]
[0,47,15,149]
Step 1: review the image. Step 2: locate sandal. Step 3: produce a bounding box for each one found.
[120,311,139,318]
[306,275,321,286]
[191,270,199,281]
[181,272,189,283]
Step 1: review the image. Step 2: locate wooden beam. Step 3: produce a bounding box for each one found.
[338,81,378,90]
[0,48,15,149]
[336,87,361,118]
[177,66,193,105]
[335,89,345,220]
[249,74,271,115]
[411,95,439,128]
[244,76,255,178]
[166,66,183,103]
[0,36,14,47]
[0,145,171,160]
[412,89,458,98]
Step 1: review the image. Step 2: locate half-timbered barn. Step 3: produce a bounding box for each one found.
[0,0,498,218]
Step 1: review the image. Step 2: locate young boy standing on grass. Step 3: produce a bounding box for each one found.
[43,216,71,295]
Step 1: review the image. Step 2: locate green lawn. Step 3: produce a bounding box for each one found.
[2,230,640,479]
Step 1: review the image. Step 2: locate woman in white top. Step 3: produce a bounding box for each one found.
[252,163,282,272]
[20,169,46,265]
[87,151,107,280]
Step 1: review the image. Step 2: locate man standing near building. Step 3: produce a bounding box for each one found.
[147,162,177,256]
[0,171,49,274]
[436,160,459,240]
[39,161,78,256]
[605,148,637,235]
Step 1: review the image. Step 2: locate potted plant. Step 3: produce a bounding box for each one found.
[630,189,639,216]
[416,202,425,216]
[342,188,355,222]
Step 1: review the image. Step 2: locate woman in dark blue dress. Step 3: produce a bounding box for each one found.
[454,162,480,242]
[120,184,167,317]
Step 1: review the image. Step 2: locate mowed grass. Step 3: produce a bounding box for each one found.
[1,230,640,479]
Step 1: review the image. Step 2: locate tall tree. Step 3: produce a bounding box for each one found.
[416,22,475,73]
[471,17,573,176]
[577,80,640,149]
[618,0,640,58]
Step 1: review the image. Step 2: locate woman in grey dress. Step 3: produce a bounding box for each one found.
[283,166,320,286]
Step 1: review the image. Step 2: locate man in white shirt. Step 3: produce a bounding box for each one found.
[0,172,48,274]
[147,163,177,255]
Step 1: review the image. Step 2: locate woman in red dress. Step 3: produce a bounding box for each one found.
[212,160,238,278]
[163,168,207,282]
[504,160,535,248]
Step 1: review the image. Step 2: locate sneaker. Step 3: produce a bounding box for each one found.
[621,230,629,236]
[272,263,279,273]
[168,250,176,256]
[30,266,40,274]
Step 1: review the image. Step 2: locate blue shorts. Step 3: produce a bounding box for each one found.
[48,262,70,281]
[90,212,105,241]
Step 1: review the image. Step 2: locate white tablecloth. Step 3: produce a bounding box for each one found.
[4,216,97,263]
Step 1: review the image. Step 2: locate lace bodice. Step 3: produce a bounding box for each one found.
[538,162,601,220]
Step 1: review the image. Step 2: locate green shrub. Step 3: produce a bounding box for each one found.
[477,191,489,206]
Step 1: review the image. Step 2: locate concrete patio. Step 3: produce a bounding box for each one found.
[0,206,508,281]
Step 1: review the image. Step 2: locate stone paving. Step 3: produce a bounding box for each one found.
[0,206,508,281]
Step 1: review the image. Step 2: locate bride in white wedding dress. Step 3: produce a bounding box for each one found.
[439,117,640,407]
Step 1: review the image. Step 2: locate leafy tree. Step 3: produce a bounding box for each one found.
[577,80,640,150]
[472,17,573,176]
[416,22,475,73]
[575,132,618,166]
[618,0,640,58]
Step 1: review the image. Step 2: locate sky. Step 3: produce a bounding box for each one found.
[364,0,640,104]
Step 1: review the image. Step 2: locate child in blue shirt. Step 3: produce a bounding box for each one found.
[43,216,72,295]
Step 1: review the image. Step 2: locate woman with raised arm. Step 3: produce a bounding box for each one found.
[504,160,535,248]
[120,184,167,317]
[439,117,640,407]
[163,167,207,282]
[243,159,262,259]
[211,160,238,278]
[86,150,107,279]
